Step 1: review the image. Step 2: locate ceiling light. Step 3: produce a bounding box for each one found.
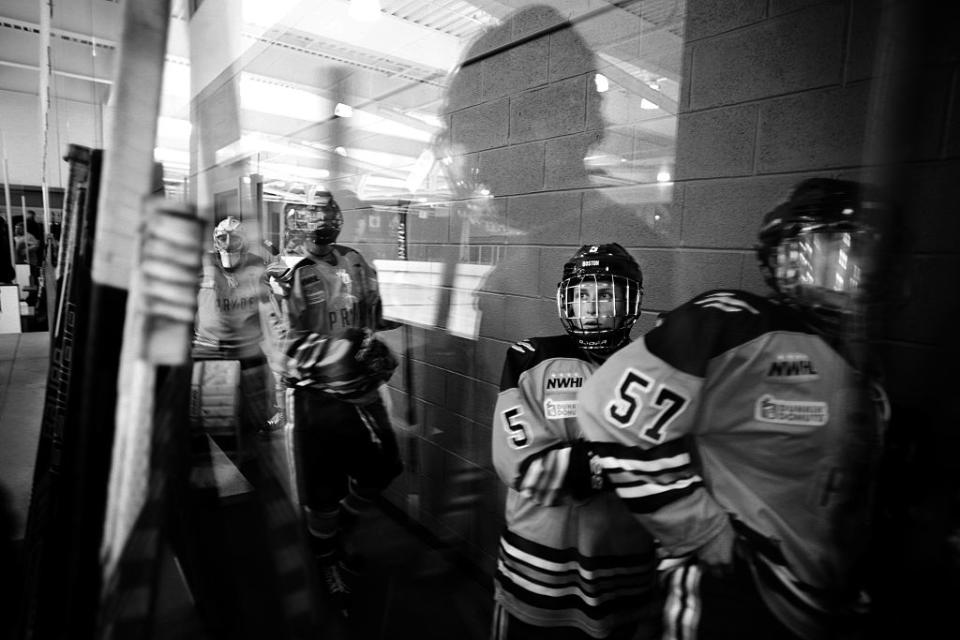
[334,103,354,118]
[594,73,609,93]
[640,99,658,110]
[349,0,381,22]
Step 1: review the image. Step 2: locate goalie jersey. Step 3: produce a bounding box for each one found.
[576,290,888,639]
[492,335,660,638]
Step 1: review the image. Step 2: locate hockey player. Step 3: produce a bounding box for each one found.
[192,216,275,469]
[492,244,662,640]
[575,178,891,640]
[265,188,402,617]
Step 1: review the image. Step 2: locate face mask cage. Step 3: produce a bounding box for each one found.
[767,224,879,315]
[556,274,642,351]
[288,206,342,244]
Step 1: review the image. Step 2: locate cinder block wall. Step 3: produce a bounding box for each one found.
[344,0,960,589]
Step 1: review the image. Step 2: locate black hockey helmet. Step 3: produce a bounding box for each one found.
[756,177,885,321]
[557,243,643,352]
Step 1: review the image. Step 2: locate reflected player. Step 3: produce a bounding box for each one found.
[265,188,402,618]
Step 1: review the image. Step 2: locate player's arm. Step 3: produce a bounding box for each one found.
[576,336,734,562]
[492,342,592,506]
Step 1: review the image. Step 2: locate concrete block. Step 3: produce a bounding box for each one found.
[444,59,483,112]
[510,76,588,144]
[738,252,769,294]
[945,73,960,159]
[690,3,844,109]
[408,204,452,244]
[681,175,801,248]
[684,0,766,41]
[881,255,959,347]
[757,84,871,173]
[769,0,833,16]
[582,184,681,247]
[846,0,882,82]
[544,131,605,190]
[539,246,581,300]
[412,361,450,406]
[637,249,744,311]
[548,26,596,82]
[476,292,506,341]
[452,98,510,153]
[443,373,498,428]
[512,4,567,39]
[675,104,758,180]
[482,38,549,102]
[894,67,953,163]
[500,296,557,343]
[506,191,582,245]
[478,142,546,196]
[450,196,510,244]
[479,246,541,297]
[476,337,513,386]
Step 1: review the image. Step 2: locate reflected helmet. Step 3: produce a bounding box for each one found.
[557,243,643,352]
[756,178,884,320]
[213,216,246,268]
[286,189,342,246]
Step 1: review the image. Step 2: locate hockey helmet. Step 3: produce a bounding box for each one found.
[213,216,247,268]
[557,243,643,352]
[286,187,342,249]
[756,178,884,322]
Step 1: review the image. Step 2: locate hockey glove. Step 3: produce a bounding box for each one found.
[287,328,397,401]
[565,440,611,501]
[263,261,293,297]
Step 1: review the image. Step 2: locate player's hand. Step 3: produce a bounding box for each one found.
[695,519,737,577]
[263,262,291,296]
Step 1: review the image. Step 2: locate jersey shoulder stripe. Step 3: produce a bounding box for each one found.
[645,289,814,377]
[499,335,584,391]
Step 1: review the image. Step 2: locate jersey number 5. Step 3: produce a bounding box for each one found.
[502,407,531,449]
[605,369,687,443]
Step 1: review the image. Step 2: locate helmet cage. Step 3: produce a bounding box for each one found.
[760,221,879,316]
[557,273,642,351]
[213,217,246,268]
[287,204,342,245]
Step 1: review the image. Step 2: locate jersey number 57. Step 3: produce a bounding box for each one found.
[604,368,687,444]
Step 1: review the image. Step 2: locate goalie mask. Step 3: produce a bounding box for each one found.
[756,178,884,326]
[286,189,342,251]
[213,216,247,269]
[557,244,643,352]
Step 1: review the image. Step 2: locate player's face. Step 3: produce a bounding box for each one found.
[567,280,627,329]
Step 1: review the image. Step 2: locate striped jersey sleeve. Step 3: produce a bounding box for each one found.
[492,337,591,506]
[574,291,769,555]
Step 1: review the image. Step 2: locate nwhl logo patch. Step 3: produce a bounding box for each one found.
[766,353,819,381]
[544,398,577,420]
[755,395,828,426]
[546,373,584,390]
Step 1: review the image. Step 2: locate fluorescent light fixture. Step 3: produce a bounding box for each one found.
[657,169,672,183]
[349,0,382,22]
[334,103,354,118]
[594,73,609,93]
[640,98,658,110]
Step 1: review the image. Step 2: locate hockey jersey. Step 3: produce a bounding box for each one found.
[277,245,383,346]
[576,290,887,639]
[492,335,660,638]
[193,252,268,360]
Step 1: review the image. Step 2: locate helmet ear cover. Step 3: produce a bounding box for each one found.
[556,244,644,352]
